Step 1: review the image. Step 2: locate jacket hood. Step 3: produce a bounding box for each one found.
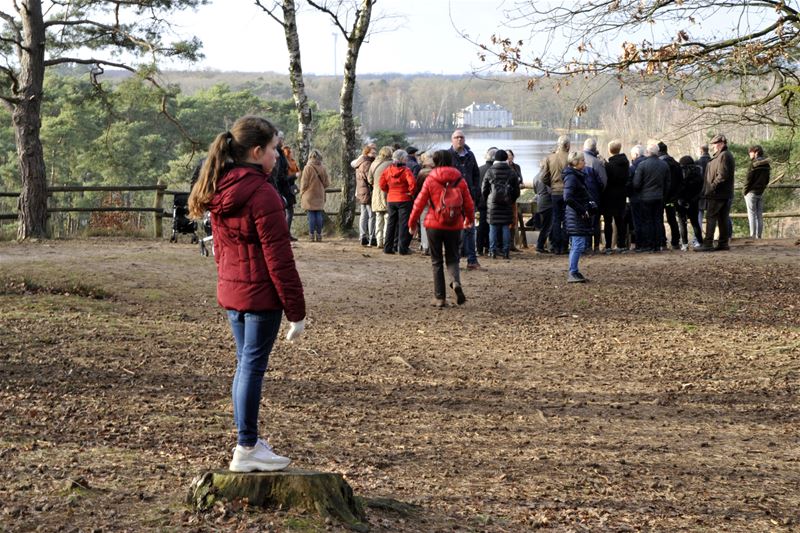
[383,164,409,179]
[429,166,464,185]
[209,164,268,216]
[752,157,771,168]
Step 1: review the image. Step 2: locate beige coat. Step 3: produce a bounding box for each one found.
[300,162,331,211]
[368,158,392,212]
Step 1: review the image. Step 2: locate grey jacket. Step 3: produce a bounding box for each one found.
[633,155,669,202]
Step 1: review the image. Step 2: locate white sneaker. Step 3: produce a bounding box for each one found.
[680,243,688,251]
[229,439,291,472]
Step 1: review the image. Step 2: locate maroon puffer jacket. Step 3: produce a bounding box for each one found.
[209,165,305,322]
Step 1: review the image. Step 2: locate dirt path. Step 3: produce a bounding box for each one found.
[1,237,798,532]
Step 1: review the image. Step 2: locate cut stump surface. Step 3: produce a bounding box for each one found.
[188,469,367,531]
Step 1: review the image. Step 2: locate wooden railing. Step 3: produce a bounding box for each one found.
[0,184,344,237]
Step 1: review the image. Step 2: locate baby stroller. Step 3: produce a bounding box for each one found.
[199,212,214,257]
[169,192,198,244]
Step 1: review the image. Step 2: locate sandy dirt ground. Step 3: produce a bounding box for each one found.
[1,236,799,532]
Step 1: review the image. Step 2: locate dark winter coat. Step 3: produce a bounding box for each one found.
[627,155,646,200]
[481,161,521,225]
[744,157,771,196]
[660,154,682,204]
[208,164,306,322]
[696,154,711,178]
[703,146,735,200]
[633,155,669,202]
[563,166,594,236]
[449,145,481,203]
[603,153,629,208]
[679,163,704,203]
[584,166,603,206]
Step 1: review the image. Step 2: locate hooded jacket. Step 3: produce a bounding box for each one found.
[562,166,594,236]
[744,157,771,196]
[481,161,521,225]
[379,163,416,203]
[208,164,305,322]
[409,166,475,231]
[300,161,330,211]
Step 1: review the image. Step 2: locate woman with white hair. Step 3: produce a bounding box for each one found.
[562,151,595,282]
[300,148,330,242]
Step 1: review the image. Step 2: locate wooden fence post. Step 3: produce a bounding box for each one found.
[154,180,165,238]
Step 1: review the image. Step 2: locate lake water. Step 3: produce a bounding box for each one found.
[408,130,588,186]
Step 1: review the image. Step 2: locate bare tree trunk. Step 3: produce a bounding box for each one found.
[14,0,48,240]
[336,0,373,232]
[282,1,312,167]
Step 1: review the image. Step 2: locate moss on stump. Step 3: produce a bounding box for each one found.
[187,469,368,531]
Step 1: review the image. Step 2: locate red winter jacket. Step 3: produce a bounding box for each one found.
[409,166,475,231]
[379,164,416,203]
[209,164,306,322]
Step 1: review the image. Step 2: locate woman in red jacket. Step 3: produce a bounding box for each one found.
[379,149,417,254]
[189,116,306,473]
[409,150,475,307]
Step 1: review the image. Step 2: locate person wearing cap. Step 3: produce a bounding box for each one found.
[482,149,520,260]
[697,134,735,251]
[405,146,422,178]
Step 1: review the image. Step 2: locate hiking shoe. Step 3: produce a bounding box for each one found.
[466,263,482,270]
[502,251,510,260]
[370,238,378,247]
[694,246,715,252]
[680,243,688,251]
[575,272,589,282]
[360,236,369,246]
[567,272,586,283]
[714,244,730,251]
[450,282,466,305]
[535,248,550,254]
[229,439,291,472]
[431,298,446,308]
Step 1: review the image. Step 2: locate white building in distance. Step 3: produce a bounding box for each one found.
[455,101,513,128]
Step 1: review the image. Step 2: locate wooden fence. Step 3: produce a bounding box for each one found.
[0,183,343,237]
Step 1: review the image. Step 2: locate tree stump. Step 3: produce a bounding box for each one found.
[187,469,368,531]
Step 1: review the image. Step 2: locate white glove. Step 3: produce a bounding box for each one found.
[285,319,305,341]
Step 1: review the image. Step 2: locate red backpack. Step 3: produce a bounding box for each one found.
[432,176,464,225]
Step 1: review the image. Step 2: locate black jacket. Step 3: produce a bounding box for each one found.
[449,145,481,204]
[481,162,520,225]
[633,155,669,202]
[744,157,771,196]
[603,153,629,207]
[563,166,594,236]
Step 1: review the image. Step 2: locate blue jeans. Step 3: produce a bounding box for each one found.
[359,204,375,240]
[460,223,478,264]
[489,224,511,255]
[744,192,764,238]
[568,235,587,274]
[227,309,283,446]
[307,210,323,236]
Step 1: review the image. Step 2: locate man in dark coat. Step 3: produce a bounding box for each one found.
[449,129,482,269]
[602,139,629,251]
[626,144,646,249]
[697,134,735,251]
[632,141,670,252]
[658,141,682,250]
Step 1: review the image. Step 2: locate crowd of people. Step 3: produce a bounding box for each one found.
[347,129,771,295]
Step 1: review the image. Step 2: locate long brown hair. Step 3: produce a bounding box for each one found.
[188,116,277,219]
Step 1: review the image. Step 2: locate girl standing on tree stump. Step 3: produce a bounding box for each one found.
[189,115,306,472]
